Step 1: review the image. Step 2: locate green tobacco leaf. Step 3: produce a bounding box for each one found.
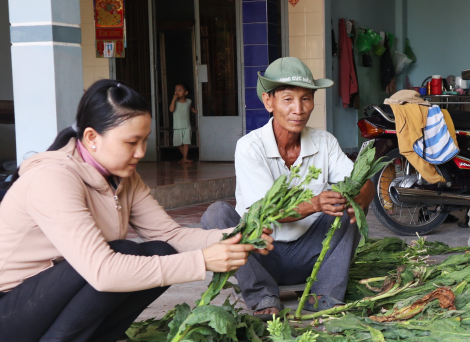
[126,330,168,342]
[245,238,267,249]
[344,195,368,240]
[168,303,192,342]
[183,326,214,341]
[179,305,238,341]
[366,157,392,180]
[324,314,368,333]
[357,140,374,158]
[222,281,241,294]
[266,175,287,205]
[406,318,470,341]
[351,156,371,184]
[362,324,386,342]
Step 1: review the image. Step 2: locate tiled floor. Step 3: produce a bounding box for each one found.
[137,161,235,188]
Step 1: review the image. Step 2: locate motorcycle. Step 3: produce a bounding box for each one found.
[358,103,470,236]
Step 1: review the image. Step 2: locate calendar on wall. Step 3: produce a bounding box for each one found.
[94,0,126,58]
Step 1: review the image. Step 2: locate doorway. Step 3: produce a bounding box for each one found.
[195,0,243,161]
[154,0,198,161]
[154,0,243,162]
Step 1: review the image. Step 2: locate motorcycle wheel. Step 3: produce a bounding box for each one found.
[370,148,449,236]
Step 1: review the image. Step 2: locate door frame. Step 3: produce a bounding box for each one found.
[194,0,245,160]
[148,0,160,161]
[194,0,246,121]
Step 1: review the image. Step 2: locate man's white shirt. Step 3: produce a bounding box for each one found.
[235,118,354,242]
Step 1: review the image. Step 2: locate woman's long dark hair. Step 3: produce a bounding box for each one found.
[10,79,150,184]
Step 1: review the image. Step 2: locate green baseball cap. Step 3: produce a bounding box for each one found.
[256,57,334,101]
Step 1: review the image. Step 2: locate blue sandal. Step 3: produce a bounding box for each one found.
[303,295,344,312]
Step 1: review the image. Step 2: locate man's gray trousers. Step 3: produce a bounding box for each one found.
[201,201,361,309]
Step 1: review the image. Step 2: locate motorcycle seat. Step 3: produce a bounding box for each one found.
[447,111,470,131]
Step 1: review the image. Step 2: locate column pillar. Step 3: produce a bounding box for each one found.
[8,0,83,164]
[242,0,279,133]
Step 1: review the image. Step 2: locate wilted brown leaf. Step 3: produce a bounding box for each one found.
[369,287,456,322]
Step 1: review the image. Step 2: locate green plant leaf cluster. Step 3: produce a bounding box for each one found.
[267,309,319,342]
[127,299,269,342]
[331,143,390,240]
[291,239,470,341]
[198,165,322,307]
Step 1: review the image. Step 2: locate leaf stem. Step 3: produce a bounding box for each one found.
[294,215,342,319]
[171,325,191,342]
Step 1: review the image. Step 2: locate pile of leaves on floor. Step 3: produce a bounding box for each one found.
[126,235,470,342]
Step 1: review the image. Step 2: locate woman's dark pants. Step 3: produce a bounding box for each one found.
[0,240,176,342]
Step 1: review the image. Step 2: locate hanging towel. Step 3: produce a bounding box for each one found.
[338,18,358,108]
[413,105,459,164]
[388,103,445,184]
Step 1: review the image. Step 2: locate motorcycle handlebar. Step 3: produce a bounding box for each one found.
[363,104,396,123]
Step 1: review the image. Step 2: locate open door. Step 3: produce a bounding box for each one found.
[157,26,199,160]
[195,0,243,161]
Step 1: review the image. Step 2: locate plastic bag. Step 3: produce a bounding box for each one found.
[394,51,412,75]
[368,29,381,46]
[405,38,417,63]
[355,30,372,53]
[373,45,386,56]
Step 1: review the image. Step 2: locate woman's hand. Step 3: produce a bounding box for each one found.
[202,231,274,272]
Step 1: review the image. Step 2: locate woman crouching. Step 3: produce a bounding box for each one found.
[0,80,273,342]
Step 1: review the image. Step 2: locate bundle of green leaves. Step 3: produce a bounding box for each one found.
[330,143,391,240]
[310,252,470,341]
[197,164,322,308]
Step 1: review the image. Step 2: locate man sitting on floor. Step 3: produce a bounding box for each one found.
[201,57,375,320]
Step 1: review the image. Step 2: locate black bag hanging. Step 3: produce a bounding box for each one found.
[362,53,372,67]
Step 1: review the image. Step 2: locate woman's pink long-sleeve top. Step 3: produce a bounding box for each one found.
[0,138,232,292]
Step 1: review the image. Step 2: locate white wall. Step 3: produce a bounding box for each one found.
[80,0,109,89]
[406,0,470,88]
[0,0,16,161]
[325,0,396,150]
[288,0,327,130]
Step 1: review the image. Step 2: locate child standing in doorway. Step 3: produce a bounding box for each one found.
[169,83,198,163]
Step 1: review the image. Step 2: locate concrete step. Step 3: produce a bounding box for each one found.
[137,161,236,210]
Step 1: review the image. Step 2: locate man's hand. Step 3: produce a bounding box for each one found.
[346,179,375,224]
[253,227,274,255]
[310,191,347,216]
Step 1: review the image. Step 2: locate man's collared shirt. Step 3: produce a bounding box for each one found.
[235,118,354,242]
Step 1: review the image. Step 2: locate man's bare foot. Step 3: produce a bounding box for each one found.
[254,307,280,316]
[308,295,322,305]
[182,158,192,164]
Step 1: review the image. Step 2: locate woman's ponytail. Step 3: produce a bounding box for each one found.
[47,126,79,151]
